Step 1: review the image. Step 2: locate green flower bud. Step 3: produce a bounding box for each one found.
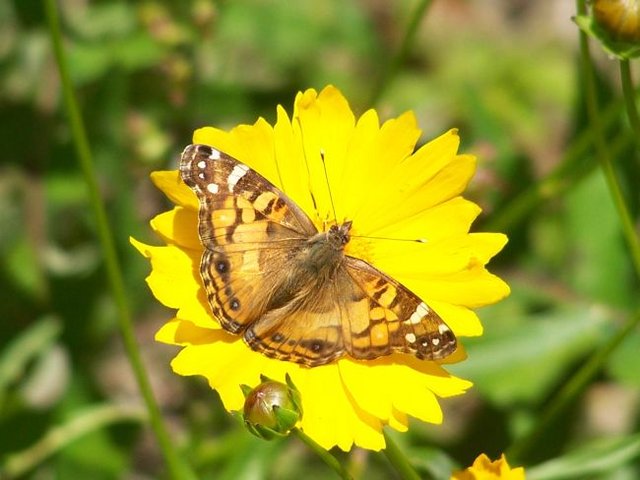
[241,374,302,440]
[575,0,640,58]
[594,0,640,42]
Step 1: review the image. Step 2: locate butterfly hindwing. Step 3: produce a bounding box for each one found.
[343,257,456,361]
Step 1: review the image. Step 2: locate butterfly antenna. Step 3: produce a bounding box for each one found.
[295,121,324,226]
[320,149,338,225]
[350,234,428,243]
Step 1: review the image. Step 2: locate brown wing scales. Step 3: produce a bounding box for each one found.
[179,143,457,366]
[344,257,457,361]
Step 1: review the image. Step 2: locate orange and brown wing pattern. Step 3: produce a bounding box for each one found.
[239,257,456,366]
[197,245,298,334]
[179,144,313,333]
[179,144,317,248]
[241,272,359,366]
[342,257,457,361]
[179,143,456,366]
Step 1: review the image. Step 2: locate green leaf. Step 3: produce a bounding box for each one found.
[565,170,634,309]
[0,316,61,400]
[407,445,458,480]
[111,33,165,71]
[449,306,610,405]
[607,330,640,387]
[1,403,146,478]
[527,433,640,480]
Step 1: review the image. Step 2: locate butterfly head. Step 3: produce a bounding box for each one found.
[326,220,353,249]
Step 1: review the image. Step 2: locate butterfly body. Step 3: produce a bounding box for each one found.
[180,144,457,366]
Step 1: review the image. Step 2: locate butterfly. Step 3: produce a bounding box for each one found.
[179,144,457,367]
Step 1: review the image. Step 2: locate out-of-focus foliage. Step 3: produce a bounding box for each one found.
[1,0,639,478]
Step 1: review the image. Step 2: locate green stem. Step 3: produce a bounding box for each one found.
[619,59,640,143]
[369,0,434,106]
[577,1,640,279]
[508,309,640,462]
[382,430,423,480]
[43,1,194,479]
[486,96,636,233]
[294,429,354,480]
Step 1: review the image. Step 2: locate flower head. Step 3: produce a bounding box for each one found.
[451,454,525,480]
[132,86,509,450]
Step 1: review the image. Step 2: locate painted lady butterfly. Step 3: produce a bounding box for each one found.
[180,144,457,366]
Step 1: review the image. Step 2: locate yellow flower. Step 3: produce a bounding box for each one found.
[132,86,509,451]
[451,454,525,480]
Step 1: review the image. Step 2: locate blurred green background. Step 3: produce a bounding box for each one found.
[1,0,639,478]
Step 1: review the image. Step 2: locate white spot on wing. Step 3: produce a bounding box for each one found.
[207,183,219,194]
[227,164,250,192]
[407,302,430,325]
[405,333,416,344]
[197,160,207,169]
[209,149,221,160]
[438,323,450,334]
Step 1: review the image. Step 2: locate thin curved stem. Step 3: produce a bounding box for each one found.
[43,1,195,478]
[294,429,354,480]
[577,2,640,278]
[369,0,434,106]
[382,430,424,480]
[619,59,640,144]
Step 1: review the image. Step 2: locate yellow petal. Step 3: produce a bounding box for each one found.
[451,453,525,479]
[290,364,385,451]
[339,357,472,426]
[429,301,484,337]
[150,207,201,250]
[409,267,511,308]
[367,233,509,278]
[169,332,386,451]
[273,105,316,219]
[150,170,198,211]
[346,111,422,230]
[363,151,476,234]
[228,119,280,186]
[155,318,218,346]
[388,408,409,432]
[332,108,381,222]
[130,239,215,329]
[171,341,250,411]
[192,126,236,155]
[293,85,356,226]
[372,196,481,241]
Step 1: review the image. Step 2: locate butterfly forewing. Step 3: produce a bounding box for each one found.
[180,144,313,333]
[180,144,317,241]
